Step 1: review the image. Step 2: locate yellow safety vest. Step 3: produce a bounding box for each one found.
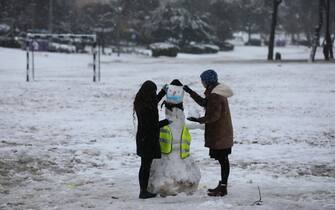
[159,125,192,159]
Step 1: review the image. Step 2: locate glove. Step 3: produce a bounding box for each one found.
[162,84,169,93]
[187,117,200,123]
[159,119,170,127]
[183,85,192,94]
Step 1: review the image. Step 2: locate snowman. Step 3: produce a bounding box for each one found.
[148,79,201,196]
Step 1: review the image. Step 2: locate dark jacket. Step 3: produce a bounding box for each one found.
[136,90,169,159]
[189,83,234,149]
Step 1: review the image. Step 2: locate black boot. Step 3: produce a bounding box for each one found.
[139,190,157,199]
[208,183,227,197]
[208,181,222,193]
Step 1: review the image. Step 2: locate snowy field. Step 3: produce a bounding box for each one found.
[0,46,334,210]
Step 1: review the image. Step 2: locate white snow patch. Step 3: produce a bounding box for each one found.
[0,46,334,210]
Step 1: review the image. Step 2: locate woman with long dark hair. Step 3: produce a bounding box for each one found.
[134,80,170,199]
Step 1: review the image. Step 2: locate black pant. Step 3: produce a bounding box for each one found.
[218,156,230,185]
[139,157,153,191]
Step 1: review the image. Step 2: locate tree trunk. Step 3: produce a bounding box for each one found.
[101,29,105,55]
[291,33,295,45]
[116,21,121,57]
[310,0,325,62]
[32,2,36,30]
[248,24,251,43]
[267,0,282,60]
[306,32,312,46]
[324,0,334,60]
[48,0,53,33]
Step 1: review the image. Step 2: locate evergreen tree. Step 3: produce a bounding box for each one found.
[236,0,272,42]
[145,4,217,46]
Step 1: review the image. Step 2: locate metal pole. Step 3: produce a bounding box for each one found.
[325,0,334,59]
[26,40,30,82]
[93,42,96,82]
[32,41,35,81]
[98,43,101,82]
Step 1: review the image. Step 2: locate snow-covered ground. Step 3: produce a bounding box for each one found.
[0,46,334,210]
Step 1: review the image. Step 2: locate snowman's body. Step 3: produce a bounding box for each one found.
[148,85,201,196]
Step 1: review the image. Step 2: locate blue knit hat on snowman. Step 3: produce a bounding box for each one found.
[200,69,218,86]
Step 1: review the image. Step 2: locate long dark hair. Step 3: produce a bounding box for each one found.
[134,80,158,112]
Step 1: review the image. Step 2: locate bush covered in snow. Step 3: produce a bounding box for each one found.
[149,42,179,57]
[0,37,21,49]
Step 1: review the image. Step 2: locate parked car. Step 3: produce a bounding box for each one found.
[215,41,234,51]
[180,43,219,54]
[245,39,262,46]
[226,36,245,46]
[0,37,21,48]
[276,39,286,47]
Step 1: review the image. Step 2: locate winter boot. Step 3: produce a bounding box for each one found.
[208,181,222,193]
[139,190,157,199]
[207,183,227,197]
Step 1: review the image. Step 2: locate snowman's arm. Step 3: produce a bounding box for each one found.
[159,119,170,128]
[156,89,166,103]
[189,91,207,107]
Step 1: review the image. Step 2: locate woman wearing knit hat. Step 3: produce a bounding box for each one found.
[183,69,234,197]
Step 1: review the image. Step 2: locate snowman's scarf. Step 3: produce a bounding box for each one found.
[161,101,184,111]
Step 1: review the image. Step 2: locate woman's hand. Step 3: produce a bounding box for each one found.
[183,85,192,94]
[162,84,169,93]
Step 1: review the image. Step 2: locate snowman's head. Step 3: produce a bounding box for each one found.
[166,84,184,104]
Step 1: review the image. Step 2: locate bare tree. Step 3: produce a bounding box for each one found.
[324,0,334,60]
[48,0,53,33]
[310,0,325,62]
[267,0,282,61]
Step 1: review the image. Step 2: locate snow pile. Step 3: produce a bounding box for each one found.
[0,46,334,209]
[149,148,201,196]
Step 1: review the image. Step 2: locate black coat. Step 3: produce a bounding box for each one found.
[135,90,169,159]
